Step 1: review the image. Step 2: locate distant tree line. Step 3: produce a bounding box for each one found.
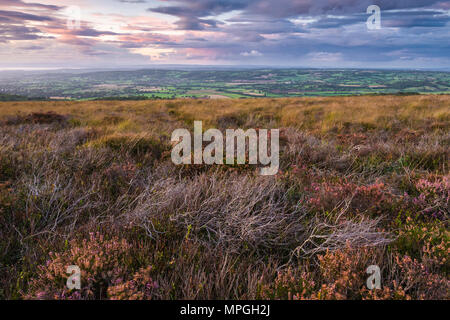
[0,94,46,101]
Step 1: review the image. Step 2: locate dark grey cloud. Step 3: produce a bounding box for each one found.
[117,0,146,3]
[306,9,450,29]
[0,24,47,41]
[1,0,448,68]
[19,45,45,50]
[382,10,450,28]
[0,5,122,51]
[150,0,247,17]
[0,15,12,22]
[175,17,219,30]
[245,0,447,17]
[147,0,450,36]
[308,15,363,29]
[149,0,247,30]
[0,10,54,22]
[149,0,450,21]
[0,2,60,43]
[143,0,450,67]
[70,28,119,37]
[221,18,306,43]
[0,0,62,11]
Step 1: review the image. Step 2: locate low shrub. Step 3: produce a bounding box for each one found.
[3,112,67,125]
[24,233,157,300]
[90,133,169,161]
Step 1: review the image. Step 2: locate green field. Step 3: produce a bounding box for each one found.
[1,68,449,101]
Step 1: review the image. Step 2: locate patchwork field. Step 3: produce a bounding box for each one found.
[0,95,448,299]
[1,69,449,100]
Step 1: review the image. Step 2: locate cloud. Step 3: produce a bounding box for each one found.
[0,0,62,10]
[70,28,119,37]
[149,0,245,30]
[0,9,54,21]
[382,10,450,28]
[1,0,449,68]
[118,0,146,3]
[146,0,450,38]
[174,17,219,30]
[149,0,450,21]
[0,24,48,41]
[19,45,45,50]
[307,51,342,61]
[240,49,263,56]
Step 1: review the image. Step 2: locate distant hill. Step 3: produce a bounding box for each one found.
[0,94,47,101]
[0,94,39,101]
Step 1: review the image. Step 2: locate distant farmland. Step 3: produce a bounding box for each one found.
[0,68,449,101]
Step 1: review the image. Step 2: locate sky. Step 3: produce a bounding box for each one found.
[0,0,449,69]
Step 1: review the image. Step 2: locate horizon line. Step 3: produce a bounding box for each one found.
[2,65,449,72]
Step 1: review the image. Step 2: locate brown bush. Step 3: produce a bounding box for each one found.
[4,112,67,125]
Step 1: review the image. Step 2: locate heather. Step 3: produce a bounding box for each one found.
[0,95,448,300]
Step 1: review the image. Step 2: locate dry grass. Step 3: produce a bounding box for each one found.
[0,95,448,300]
[1,95,448,131]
